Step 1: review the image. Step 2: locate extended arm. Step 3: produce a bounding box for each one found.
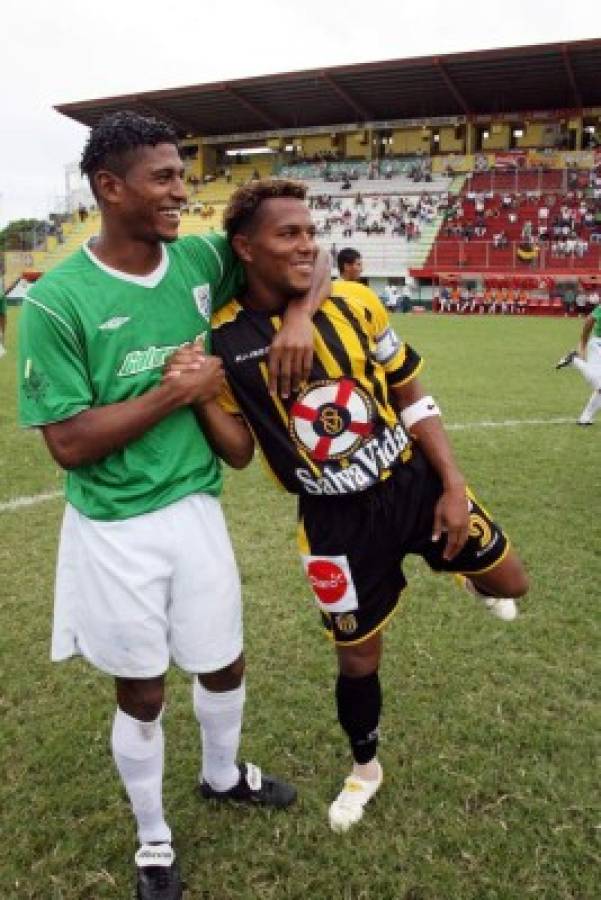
[391,376,468,560]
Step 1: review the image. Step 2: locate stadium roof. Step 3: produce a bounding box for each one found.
[56,39,601,139]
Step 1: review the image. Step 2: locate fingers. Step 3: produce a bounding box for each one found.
[442,523,468,561]
[431,503,443,544]
[267,345,281,396]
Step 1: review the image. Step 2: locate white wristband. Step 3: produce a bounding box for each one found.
[401,395,441,431]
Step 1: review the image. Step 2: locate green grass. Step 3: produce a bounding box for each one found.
[1,308,599,899]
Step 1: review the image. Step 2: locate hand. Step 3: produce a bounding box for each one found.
[268,310,314,398]
[162,345,224,407]
[432,484,469,561]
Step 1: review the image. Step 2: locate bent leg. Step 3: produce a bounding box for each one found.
[470,548,529,599]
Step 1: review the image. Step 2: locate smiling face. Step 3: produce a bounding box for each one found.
[233,197,317,310]
[96,142,187,243]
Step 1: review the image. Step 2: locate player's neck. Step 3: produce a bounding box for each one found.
[240,278,289,316]
[91,228,163,277]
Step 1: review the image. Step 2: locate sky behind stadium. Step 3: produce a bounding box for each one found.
[1,0,600,227]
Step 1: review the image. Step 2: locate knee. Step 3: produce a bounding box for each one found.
[337,639,381,679]
[116,677,165,721]
[198,653,245,692]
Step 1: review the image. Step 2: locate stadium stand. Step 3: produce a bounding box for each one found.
[4,39,601,317]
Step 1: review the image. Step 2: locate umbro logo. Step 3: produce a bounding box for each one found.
[98,316,131,331]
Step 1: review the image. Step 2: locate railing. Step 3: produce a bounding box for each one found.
[423,240,601,273]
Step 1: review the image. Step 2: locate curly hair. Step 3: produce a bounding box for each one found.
[223,178,307,242]
[80,110,178,197]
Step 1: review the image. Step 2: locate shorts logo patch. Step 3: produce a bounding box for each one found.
[301,554,359,614]
[469,512,493,549]
[290,379,374,462]
[336,613,358,635]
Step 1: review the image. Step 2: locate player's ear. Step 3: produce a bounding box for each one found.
[94,170,125,205]
[232,232,253,264]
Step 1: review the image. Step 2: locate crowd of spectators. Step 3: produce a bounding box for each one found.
[308,191,444,241]
[440,188,601,261]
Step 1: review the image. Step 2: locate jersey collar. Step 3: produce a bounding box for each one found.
[83,239,169,288]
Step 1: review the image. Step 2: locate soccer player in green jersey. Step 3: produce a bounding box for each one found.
[18,113,329,900]
[166,179,529,835]
[555,303,601,424]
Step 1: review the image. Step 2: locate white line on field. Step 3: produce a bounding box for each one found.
[446,417,574,431]
[0,416,578,514]
[0,490,62,513]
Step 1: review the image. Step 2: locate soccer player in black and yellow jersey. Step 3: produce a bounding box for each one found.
[166,179,529,833]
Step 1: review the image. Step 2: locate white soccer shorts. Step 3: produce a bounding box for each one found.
[52,493,243,678]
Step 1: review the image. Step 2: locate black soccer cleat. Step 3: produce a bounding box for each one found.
[199,762,297,809]
[135,843,183,900]
[555,350,577,370]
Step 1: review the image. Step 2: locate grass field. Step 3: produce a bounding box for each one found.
[1,307,599,900]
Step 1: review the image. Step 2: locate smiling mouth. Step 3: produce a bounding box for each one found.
[292,261,314,274]
[159,209,181,225]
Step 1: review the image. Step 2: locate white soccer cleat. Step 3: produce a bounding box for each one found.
[482,596,518,621]
[328,762,383,833]
[453,574,518,621]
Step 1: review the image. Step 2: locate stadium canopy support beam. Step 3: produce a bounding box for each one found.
[434,58,471,115]
[561,45,582,109]
[223,86,282,130]
[320,72,372,121]
[134,100,198,136]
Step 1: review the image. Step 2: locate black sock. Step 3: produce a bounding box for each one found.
[336,671,382,764]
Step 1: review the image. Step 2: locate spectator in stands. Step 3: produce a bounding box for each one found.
[78,203,88,223]
[337,247,363,282]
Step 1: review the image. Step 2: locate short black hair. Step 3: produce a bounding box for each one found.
[337,246,361,274]
[223,178,307,242]
[80,110,178,198]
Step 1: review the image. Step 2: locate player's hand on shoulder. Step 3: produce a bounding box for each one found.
[269,311,314,398]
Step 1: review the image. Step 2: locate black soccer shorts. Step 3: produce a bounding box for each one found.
[297,449,509,645]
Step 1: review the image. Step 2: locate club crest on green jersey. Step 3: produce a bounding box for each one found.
[193,284,211,321]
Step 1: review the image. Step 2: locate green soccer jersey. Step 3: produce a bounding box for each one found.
[0,293,6,317]
[18,232,244,521]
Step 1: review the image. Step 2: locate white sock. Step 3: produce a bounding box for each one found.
[192,678,245,792]
[579,389,601,424]
[572,357,601,391]
[111,707,171,846]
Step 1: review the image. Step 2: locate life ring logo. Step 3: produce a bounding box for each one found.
[307,559,348,604]
[290,378,374,462]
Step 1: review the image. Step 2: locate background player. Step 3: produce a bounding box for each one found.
[556,305,601,425]
[18,116,329,900]
[337,246,363,282]
[165,179,529,835]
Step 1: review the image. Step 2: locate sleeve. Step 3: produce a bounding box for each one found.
[18,294,93,427]
[361,289,423,386]
[197,232,246,312]
[216,377,241,416]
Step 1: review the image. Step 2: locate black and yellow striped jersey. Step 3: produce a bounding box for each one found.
[212,279,422,496]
